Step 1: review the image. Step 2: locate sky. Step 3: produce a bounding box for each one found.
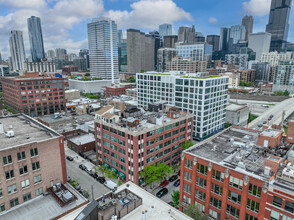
[0,0,293,59]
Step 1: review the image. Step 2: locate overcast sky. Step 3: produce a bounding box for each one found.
[0,0,293,59]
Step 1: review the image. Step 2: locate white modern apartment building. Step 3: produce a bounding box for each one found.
[248,32,271,60]
[176,43,213,61]
[261,51,292,66]
[137,72,229,140]
[9,30,26,71]
[24,61,56,73]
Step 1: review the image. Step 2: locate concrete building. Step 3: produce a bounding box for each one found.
[261,51,292,66]
[65,89,80,101]
[176,43,213,61]
[1,72,65,117]
[166,57,207,73]
[47,50,55,60]
[88,17,119,82]
[127,29,155,73]
[223,72,240,87]
[68,79,115,93]
[73,57,87,72]
[0,65,9,77]
[24,61,56,73]
[273,60,294,92]
[0,114,67,213]
[242,15,254,41]
[27,16,45,62]
[137,72,228,140]
[95,105,193,184]
[206,35,220,52]
[157,48,177,72]
[163,35,178,48]
[9,30,26,72]
[248,61,270,85]
[226,104,249,126]
[225,54,248,68]
[230,69,256,84]
[266,0,292,52]
[178,26,195,43]
[248,32,271,60]
[55,48,66,60]
[229,25,246,44]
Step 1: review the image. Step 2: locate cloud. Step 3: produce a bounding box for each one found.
[105,0,193,29]
[0,0,47,9]
[208,17,218,23]
[243,0,271,16]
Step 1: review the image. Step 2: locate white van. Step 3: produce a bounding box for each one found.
[104,180,117,190]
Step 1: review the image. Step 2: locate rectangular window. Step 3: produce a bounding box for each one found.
[21,179,30,189]
[119,148,126,155]
[197,163,208,175]
[209,209,220,220]
[155,144,163,151]
[210,196,222,209]
[226,204,240,218]
[173,130,179,135]
[35,187,43,196]
[147,156,154,163]
[164,148,171,154]
[229,176,243,189]
[103,133,109,139]
[184,171,192,182]
[111,160,118,167]
[0,189,2,197]
[165,132,171,139]
[247,199,260,213]
[3,155,12,165]
[7,184,17,194]
[156,127,163,134]
[156,135,163,142]
[33,175,42,184]
[147,148,154,155]
[30,148,38,157]
[211,183,223,196]
[110,136,117,142]
[147,130,154,137]
[196,177,207,188]
[164,140,171,147]
[17,151,26,161]
[195,190,206,201]
[111,144,117,151]
[10,198,19,208]
[183,183,191,194]
[103,141,110,147]
[147,139,155,146]
[0,203,5,212]
[248,184,261,198]
[245,214,258,220]
[118,139,125,146]
[32,161,40,171]
[184,159,193,169]
[5,170,15,180]
[212,169,224,182]
[19,165,28,175]
[228,190,241,204]
[285,201,294,213]
[165,124,172,131]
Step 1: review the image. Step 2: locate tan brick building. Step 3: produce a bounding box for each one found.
[0,114,66,213]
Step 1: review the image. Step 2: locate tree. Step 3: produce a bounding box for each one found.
[225,122,231,128]
[128,77,136,83]
[157,163,173,182]
[85,72,90,76]
[231,88,237,93]
[181,140,194,150]
[284,90,290,96]
[139,164,160,188]
[105,169,119,180]
[97,166,108,177]
[171,190,180,207]
[70,75,75,79]
[273,90,283,96]
[185,204,209,220]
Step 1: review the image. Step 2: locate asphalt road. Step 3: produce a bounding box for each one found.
[66,159,110,201]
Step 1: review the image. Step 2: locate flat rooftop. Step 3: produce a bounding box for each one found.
[0,183,88,220]
[0,114,60,150]
[261,129,281,137]
[227,103,248,112]
[68,133,95,145]
[186,127,271,181]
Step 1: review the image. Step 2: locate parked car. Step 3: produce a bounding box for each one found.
[156,188,168,198]
[177,170,180,176]
[85,168,92,174]
[75,185,81,191]
[168,201,174,207]
[79,164,86,170]
[160,180,169,187]
[66,156,73,161]
[97,176,106,184]
[174,179,180,187]
[92,172,99,179]
[168,175,178,182]
[263,121,267,124]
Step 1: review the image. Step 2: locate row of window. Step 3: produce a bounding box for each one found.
[3,148,38,165]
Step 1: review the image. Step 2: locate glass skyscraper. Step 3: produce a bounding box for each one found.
[87,17,118,82]
[9,30,26,71]
[266,0,292,52]
[27,16,45,62]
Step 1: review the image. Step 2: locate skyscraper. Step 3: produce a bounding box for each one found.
[55,48,67,60]
[9,30,26,71]
[219,27,230,51]
[206,35,220,51]
[248,32,271,60]
[242,15,254,41]
[47,50,55,60]
[178,26,195,43]
[159,24,172,38]
[88,17,118,82]
[149,31,160,70]
[27,16,45,62]
[163,35,178,48]
[266,0,292,52]
[229,25,246,44]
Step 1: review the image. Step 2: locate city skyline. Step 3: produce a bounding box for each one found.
[0,0,293,59]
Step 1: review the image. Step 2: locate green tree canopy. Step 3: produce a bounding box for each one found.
[181,140,194,150]
[139,163,173,186]
[185,204,209,220]
[128,76,136,83]
[284,90,290,96]
[171,190,180,207]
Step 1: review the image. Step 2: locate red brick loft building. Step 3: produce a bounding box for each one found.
[1,72,65,117]
[105,83,136,97]
[94,105,193,184]
[179,122,294,220]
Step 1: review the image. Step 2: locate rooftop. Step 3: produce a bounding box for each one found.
[260,129,281,137]
[226,104,248,112]
[68,133,95,145]
[0,114,60,150]
[0,183,88,220]
[96,105,113,115]
[186,126,273,181]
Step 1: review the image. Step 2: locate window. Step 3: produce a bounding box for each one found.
[248,183,261,197]
[0,189,2,197]
[211,183,223,196]
[147,139,154,146]
[21,179,30,189]
[30,148,38,157]
[103,133,109,139]
[184,159,193,169]
[226,205,240,218]
[229,176,243,189]
[110,136,117,142]
[156,127,163,134]
[156,144,163,151]
[111,160,118,167]
[10,198,19,208]
[118,139,125,146]
[165,132,171,139]
[0,203,5,212]
[35,187,43,196]
[34,175,42,184]
[119,148,126,155]
[183,183,191,194]
[155,152,163,159]
[5,170,15,180]
[103,141,110,147]
[164,140,171,147]
[212,169,224,182]
[273,196,282,207]
[209,209,220,220]
[197,163,208,175]
[32,161,40,171]
[3,155,12,165]
[147,156,154,163]
[196,177,207,188]
[228,190,241,204]
[184,171,192,182]
[17,152,26,161]
[119,156,125,163]
[156,135,163,142]
[111,144,117,151]
[111,152,118,159]
[147,148,154,155]
[7,184,17,194]
[245,214,258,220]
[210,196,222,209]
[195,190,206,201]
[285,201,294,213]
[270,210,280,220]
[147,130,154,137]
[165,124,171,131]
[247,199,260,213]
[19,165,28,175]
[164,148,171,154]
